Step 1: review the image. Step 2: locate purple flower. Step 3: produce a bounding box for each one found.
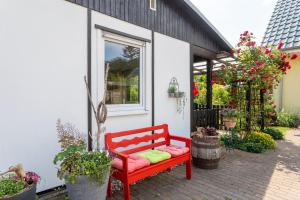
[25,172,40,184]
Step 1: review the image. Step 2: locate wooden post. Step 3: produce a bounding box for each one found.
[190,45,195,131]
[206,60,213,109]
[246,81,251,132]
[260,90,265,131]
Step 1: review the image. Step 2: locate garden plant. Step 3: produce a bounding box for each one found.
[53,66,112,200]
[0,164,40,200]
[218,31,297,153]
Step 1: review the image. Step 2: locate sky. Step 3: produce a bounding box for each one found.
[190,0,278,46]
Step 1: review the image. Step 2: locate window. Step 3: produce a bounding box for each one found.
[102,32,146,114]
[105,41,140,105]
[150,0,156,11]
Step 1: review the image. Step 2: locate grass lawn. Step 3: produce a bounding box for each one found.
[269,126,291,135]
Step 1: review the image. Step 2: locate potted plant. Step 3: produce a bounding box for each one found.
[221,108,239,129]
[0,164,40,200]
[53,120,111,200]
[53,66,112,200]
[168,85,177,97]
[191,127,221,169]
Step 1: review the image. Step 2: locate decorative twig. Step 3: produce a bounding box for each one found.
[84,64,110,150]
[84,77,99,124]
[0,164,25,179]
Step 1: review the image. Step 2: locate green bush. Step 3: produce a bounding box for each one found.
[221,129,241,148]
[263,127,284,140]
[239,132,276,153]
[54,145,111,184]
[239,142,265,153]
[0,179,25,198]
[276,112,299,128]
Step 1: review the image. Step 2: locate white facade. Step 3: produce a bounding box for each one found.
[0,0,88,191]
[0,0,191,191]
[154,33,191,139]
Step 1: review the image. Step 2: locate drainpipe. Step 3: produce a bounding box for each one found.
[278,79,283,112]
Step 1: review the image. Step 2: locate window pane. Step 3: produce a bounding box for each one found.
[105,41,140,104]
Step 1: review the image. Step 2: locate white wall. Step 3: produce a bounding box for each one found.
[90,11,153,148]
[154,33,191,140]
[0,0,87,191]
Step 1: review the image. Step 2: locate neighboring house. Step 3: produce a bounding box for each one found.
[262,0,300,116]
[0,0,231,192]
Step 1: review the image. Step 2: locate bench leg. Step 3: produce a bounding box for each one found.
[186,159,192,180]
[107,176,112,198]
[124,181,130,200]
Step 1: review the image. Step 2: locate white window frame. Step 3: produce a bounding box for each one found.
[101,31,147,115]
[150,0,157,11]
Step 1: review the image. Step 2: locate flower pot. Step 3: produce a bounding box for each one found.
[3,184,36,200]
[174,92,185,98]
[168,92,175,98]
[192,135,221,169]
[223,117,237,129]
[66,168,110,200]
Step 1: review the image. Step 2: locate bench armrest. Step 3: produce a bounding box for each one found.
[169,135,191,148]
[110,149,129,159]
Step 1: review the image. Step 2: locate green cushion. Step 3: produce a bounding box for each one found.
[136,150,171,164]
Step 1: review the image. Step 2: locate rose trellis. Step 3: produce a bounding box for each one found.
[217,31,297,132]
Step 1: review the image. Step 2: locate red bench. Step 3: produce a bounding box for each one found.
[105,124,192,200]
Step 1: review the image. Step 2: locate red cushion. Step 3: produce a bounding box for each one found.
[156,145,189,157]
[112,154,151,173]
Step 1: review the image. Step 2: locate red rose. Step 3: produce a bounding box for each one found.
[265,48,271,54]
[261,89,267,93]
[193,82,199,97]
[277,40,284,49]
[291,54,298,60]
[281,53,287,60]
[246,41,256,47]
[256,61,263,66]
[284,61,290,67]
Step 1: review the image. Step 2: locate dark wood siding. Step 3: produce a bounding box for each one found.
[67,0,230,52]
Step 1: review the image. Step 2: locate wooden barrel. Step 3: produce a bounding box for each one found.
[192,135,221,169]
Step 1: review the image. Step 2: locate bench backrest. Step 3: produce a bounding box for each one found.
[105,124,170,155]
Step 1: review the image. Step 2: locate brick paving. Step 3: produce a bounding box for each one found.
[42,129,300,200]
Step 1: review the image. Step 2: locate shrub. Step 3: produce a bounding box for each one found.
[54,120,111,185]
[263,127,284,140]
[240,132,276,153]
[239,142,265,153]
[276,111,299,128]
[0,179,25,198]
[221,129,241,148]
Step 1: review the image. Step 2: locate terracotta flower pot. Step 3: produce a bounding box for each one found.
[223,117,237,129]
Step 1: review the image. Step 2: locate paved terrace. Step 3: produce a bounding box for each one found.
[42,130,300,200]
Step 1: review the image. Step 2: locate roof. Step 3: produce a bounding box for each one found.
[67,0,232,53]
[262,0,300,49]
[183,0,232,50]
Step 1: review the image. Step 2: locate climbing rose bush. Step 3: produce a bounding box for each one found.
[220,31,297,96]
